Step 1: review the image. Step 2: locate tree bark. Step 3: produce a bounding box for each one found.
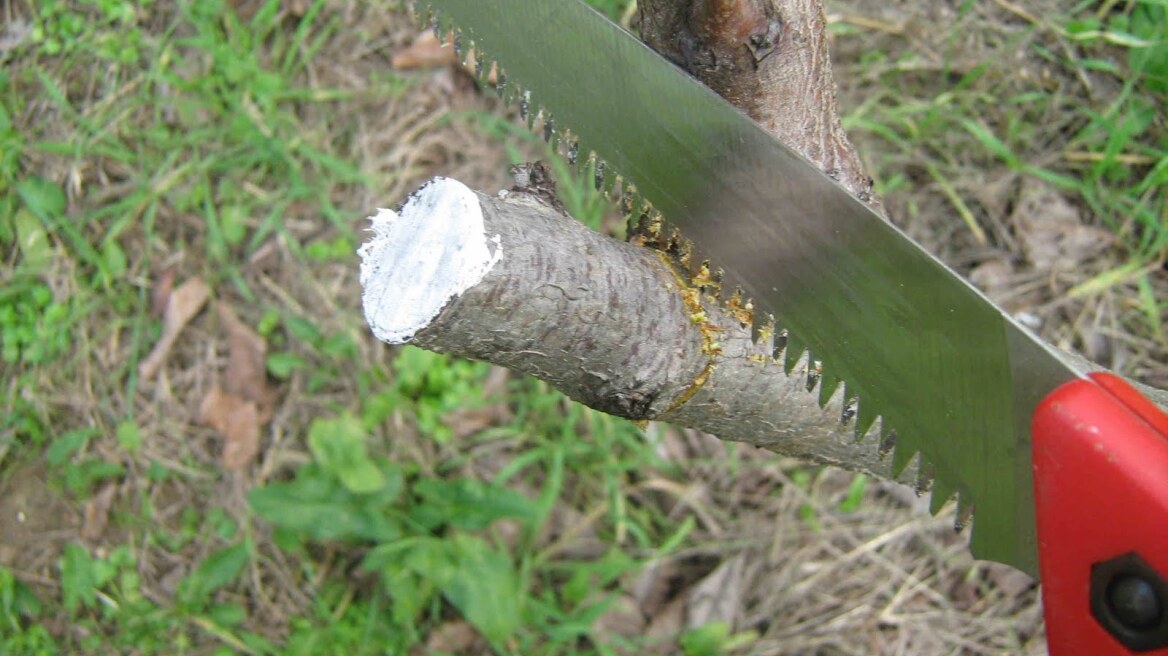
[637,0,878,210]
[364,2,1166,482]
[360,176,906,480]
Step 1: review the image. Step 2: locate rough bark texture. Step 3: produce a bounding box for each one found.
[638,0,879,210]
[373,2,1168,485]
[392,182,1168,480]
[409,188,909,480]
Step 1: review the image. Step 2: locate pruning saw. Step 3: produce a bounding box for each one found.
[415,1,1168,652]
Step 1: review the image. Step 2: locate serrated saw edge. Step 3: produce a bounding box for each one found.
[410,0,1082,575]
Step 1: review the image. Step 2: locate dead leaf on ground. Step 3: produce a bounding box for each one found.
[594,594,647,640]
[139,277,211,381]
[969,257,1015,304]
[418,620,482,654]
[197,303,275,471]
[392,31,455,70]
[986,561,1037,597]
[1013,182,1112,272]
[632,557,680,618]
[199,386,262,471]
[644,594,686,654]
[393,30,499,84]
[81,481,118,541]
[150,268,176,318]
[441,404,511,441]
[686,553,747,629]
[218,302,275,418]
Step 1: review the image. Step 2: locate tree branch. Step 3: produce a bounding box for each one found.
[358,0,906,480]
[365,1,1166,489]
[360,176,907,480]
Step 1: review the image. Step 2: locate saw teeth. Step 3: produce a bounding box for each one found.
[782,333,805,375]
[889,434,917,477]
[619,195,634,216]
[841,394,858,425]
[876,426,895,457]
[542,116,556,144]
[929,473,955,514]
[772,328,788,360]
[416,1,990,548]
[915,460,935,496]
[955,495,975,533]
[805,357,822,393]
[492,69,505,97]
[817,367,841,408]
[857,402,880,443]
[724,288,752,324]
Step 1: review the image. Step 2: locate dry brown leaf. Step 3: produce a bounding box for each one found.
[392,31,499,84]
[686,554,747,629]
[644,594,686,654]
[986,561,1037,598]
[138,277,211,380]
[199,386,262,471]
[594,594,646,639]
[150,268,175,318]
[197,303,274,471]
[632,558,680,618]
[81,482,117,541]
[392,31,455,70]
[441,404,510,441]
[420,620,481,654]
[1013,182,1112,272]
[969,257,1014,304]
[218,302,274,420]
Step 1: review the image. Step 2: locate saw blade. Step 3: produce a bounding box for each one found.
[418,0,1083,575]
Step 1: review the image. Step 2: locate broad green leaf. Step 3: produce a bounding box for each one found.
[308,414,386,493]
[265,351,306,380]
[284,315,323,345]
[13,208,52,272]
[440,536,522,645]
[15,177,65,223]
[680,621,731,656]
[248,466,402,542]
[960,119,1019,168]
[47,428,96,466]
[179,541,251,604]
[116,420,142,453]
[59,544,97,614]
[0,567,43,621]
[102,239,127,278]
[411,478,539,531]
[209,602,247,627]
[220,205,248,246]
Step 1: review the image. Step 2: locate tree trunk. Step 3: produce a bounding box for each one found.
[637,0,879,210]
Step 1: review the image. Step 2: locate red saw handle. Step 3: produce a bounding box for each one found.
[1033,372,1168,655]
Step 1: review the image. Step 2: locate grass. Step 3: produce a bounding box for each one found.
[831,0,1167,374]
[2,3,698,651]
[0,0,1164,654]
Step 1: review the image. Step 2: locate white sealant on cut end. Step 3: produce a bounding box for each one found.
[358,177,502,344]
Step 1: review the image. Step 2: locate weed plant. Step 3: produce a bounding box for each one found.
[1,0,1164,654]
